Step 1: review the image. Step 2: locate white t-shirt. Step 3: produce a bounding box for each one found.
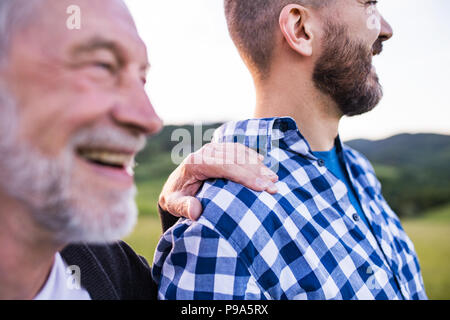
[34,253,91,300]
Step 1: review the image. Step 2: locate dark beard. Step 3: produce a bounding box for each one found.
[313,22,383,117]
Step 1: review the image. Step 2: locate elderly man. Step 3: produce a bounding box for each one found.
[153,0,428,299]
[0,0,276,300]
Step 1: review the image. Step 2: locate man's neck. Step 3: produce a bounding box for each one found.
[253,73,342,152]
[0,192,62,299]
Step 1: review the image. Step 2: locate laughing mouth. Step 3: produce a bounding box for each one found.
[77,147,136,172]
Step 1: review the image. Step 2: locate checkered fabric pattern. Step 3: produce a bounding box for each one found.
[152,117,427,300]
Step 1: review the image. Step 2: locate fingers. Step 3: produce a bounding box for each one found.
[165,193,203,221]
[187,198,203,220]
[256,178,279,194]
[223,166,279,194]
[160,142,280,222]
[188,142,279,194]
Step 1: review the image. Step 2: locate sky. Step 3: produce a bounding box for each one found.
[124,0,450,141]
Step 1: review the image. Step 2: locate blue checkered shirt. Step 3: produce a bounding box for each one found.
[153,117,427,300]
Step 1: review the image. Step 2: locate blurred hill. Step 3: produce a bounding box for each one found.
[346,134,450,218]
[347,134,450,171]
[135,126,450,218]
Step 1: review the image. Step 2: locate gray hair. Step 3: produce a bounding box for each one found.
[0,0,39,64]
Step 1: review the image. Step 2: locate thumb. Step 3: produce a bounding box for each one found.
[166,193,203,221]
[186,197,203,221]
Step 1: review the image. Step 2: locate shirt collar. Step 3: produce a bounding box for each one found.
[215,117,345,160]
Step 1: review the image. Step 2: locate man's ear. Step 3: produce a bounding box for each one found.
[279,4,314,57]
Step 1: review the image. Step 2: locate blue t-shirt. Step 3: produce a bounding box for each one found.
[313,146,370,228]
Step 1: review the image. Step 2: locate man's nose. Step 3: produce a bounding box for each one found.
[379,16,393,42]
[112,79,163,137]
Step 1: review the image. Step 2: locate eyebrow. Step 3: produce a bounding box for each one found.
[70,36,151,71]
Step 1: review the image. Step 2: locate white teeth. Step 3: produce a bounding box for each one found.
[126,162,135,176]
[79,150,135,167]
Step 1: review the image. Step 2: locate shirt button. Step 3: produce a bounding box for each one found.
[352,213,360,222]
[317,159,325,167]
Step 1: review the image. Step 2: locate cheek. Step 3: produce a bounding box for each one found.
[63,83,116,129]
[19,81,115,156]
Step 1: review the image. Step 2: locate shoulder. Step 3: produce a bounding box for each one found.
[342,144,376,173]
[153,218,241,275]
[152,219,263,299]
[200,178,277,222]
[196,179,290,262]
[342,144,381,191]
[86,241,152,275]
[156,178,285,267]
[157,177,291,265]
[61,241,156,300]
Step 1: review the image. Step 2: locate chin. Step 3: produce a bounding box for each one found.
[341,82,383,117]
[32,171,140,245]
[60,182,139,244]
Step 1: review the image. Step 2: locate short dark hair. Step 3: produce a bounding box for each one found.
[224,0,331,79]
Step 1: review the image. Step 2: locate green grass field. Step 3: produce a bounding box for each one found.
[401,204,450,300]
[124,203,450,300]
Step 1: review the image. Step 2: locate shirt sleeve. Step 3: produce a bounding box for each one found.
[157,203,180,233]
[152,220,264,300]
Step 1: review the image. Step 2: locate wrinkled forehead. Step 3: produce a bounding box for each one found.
[18,0,147,62]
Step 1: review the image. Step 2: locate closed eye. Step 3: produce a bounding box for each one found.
[93,61,117,74]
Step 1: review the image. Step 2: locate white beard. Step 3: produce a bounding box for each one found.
[0,86,139,244]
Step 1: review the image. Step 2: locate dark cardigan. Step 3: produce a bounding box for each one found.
[60,206,177,300]
[61,241,156,300]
